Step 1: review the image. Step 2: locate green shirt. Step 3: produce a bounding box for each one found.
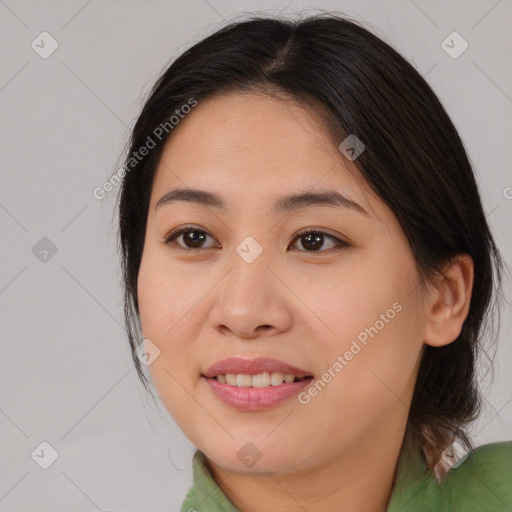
[179,432,512,511]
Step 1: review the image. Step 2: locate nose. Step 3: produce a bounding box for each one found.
[208,244,293,339]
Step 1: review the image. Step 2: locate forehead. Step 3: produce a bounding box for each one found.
[150,91,378,216]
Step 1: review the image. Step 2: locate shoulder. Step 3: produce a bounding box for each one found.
[429,441,512,512]
[388,440,512,512]
[441,440,512,509]
[452,439,512,475]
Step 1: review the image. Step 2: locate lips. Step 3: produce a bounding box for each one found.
[202,357,314,380]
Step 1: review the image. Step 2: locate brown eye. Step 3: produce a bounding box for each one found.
[164,226,219,250]
[290,230,348,252]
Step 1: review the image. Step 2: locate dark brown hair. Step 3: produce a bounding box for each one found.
[116,12,504,480]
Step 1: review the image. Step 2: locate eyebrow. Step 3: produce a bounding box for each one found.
[155,187,369,216]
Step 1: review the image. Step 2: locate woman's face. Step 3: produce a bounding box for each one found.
[137,91,427,474]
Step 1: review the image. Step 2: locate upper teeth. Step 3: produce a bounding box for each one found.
[216,372,299,387]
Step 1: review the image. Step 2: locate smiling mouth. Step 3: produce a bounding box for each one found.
[203,372,315,411]
[205,372,314,387]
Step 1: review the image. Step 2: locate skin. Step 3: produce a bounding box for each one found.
[136,91,474,512]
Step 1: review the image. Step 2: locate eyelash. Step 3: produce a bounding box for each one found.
[162,224,349,253]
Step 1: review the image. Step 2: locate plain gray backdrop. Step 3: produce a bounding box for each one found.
[1,0,511,510]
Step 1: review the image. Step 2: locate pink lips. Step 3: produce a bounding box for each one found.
[202,357,314,412]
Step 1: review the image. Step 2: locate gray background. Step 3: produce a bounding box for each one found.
[1,0,511,510]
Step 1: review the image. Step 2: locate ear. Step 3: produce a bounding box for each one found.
[423,254,474,347]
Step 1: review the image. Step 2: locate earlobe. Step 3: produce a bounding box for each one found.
[423,254,474,348]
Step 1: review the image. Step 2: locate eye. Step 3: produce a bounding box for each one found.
[289,229,349,252]
[163,225,219,251]
[163,226,349,253]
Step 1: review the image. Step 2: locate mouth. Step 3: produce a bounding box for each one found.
[202,373,314,411]
[201,357,314,411]
[202,356,314,380]
[205,372,314,387]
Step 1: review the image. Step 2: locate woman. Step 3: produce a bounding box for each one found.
[117,13,511,511]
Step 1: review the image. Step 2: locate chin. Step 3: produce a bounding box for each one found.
[203,441,311,476]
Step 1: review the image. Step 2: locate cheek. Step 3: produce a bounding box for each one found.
[137,252,206,341]
[137,258,204,432]
[306,256,422,410]
[302,263,400,351]
[137,273,175,336]
[136,256,204,397]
